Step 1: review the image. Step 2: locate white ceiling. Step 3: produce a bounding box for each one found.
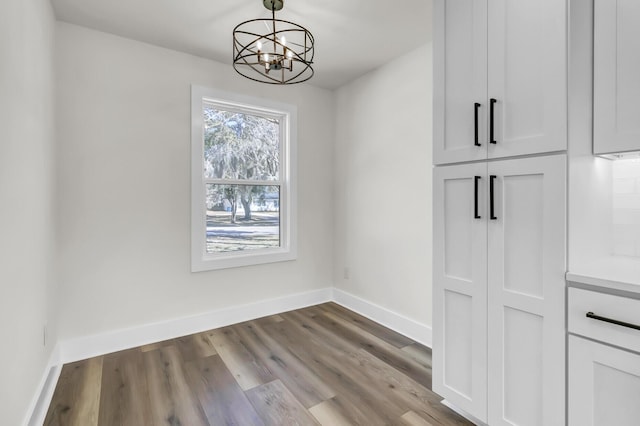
[50,0,432,90]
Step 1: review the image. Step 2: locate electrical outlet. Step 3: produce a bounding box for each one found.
[343,267,350,279]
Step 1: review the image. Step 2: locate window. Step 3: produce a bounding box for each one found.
[191,86,297,271]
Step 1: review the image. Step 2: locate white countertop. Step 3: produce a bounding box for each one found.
[567,256,640,295]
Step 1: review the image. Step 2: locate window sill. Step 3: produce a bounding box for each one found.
[191,247,297,272]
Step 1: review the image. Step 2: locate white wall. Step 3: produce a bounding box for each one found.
[0,0,57,424]
[333,44,433,329]
[55,23,334,341]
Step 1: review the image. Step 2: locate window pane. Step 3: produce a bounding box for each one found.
[205,184,280,253]
[203,105,279,180]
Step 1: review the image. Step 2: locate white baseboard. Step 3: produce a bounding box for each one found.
[332,288,432,347]
[56,287,430,365]
[60,287,333,364]
[25,286,432,424]
[24,343,62,426]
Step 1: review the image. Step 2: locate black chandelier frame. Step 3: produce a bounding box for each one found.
[232,2,315,85]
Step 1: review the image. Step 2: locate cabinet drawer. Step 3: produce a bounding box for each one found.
[568,287,640,352]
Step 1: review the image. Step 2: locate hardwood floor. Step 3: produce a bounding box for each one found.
[44,303,472,425]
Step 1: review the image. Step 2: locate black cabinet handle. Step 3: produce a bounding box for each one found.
[586,312,640,331]
[490,98,497,144]
[474,176,481,219]
[474,103,481,147]
[489,175,497,220]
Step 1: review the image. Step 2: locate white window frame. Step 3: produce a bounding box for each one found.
[191,85,297,271]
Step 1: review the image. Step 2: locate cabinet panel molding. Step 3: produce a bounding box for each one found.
[487,155,566,426]
[433,163,488,421]
[594,0,640,155]
[487,0,567,159]
[433,0,567,165]
[433,0,488,164]
[433,155,566,424]
[569,335,640,426]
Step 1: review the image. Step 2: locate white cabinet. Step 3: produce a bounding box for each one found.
[486,156,566,426]
[433,0,567,165]
[569,336,640,426]
[593,0,640,156]
[568,287,640,426]
[433,155,566,425]
[432,162,488,420]
[433,0,487,164]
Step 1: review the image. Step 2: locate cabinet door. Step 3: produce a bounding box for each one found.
[487,155,566,426]
[433,163,487,421]
[569,335,640,426]
[593,0,640,155]
[487,0,567,159]
[433,0,488,165]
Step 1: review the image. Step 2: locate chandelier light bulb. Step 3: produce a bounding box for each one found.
[280,36,286,46]
[256,40,262,51]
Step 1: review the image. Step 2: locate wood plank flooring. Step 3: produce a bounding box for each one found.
[44,302,471,426]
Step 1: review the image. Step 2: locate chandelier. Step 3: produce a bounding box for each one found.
[233,0,315,84]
